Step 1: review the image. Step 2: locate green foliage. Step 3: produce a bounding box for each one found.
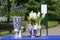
[0,23,13,30]
[25,0,40,12]
[0,0,7,16]
[10,10,27,17]
[22,21,28,27]
[11,0,17,6]
[47,0,60,20]
[0,0,60,20]
[48,11,59,20]
[24,0,60,20]
[0,8,6,16]
[35,0,41,3]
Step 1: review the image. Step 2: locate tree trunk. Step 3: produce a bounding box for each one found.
[7,0,11,22]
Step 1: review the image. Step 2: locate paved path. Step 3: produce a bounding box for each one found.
[38,25,60,36]
[47,25,60,35]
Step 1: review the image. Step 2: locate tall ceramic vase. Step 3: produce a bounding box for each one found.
[12,17,22,38]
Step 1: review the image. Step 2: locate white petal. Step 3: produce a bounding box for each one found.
[37,12,40,17]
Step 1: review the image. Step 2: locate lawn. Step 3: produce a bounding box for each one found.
[42,21,58,29]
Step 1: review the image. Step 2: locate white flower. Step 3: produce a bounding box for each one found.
[32,12,37,19]
[29,11,33,19]
[37,12,40,17]
[29,11,37,19]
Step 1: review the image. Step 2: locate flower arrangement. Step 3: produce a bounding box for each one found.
[29,11,41,25]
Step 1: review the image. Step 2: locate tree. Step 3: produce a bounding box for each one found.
[16,0,29,5]
[0,0,7,16]
[25,0,40,12]
[7,0,11,22]
[48,0,60,20]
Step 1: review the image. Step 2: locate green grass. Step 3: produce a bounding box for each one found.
[42,21,58,29]
[0,31,9,36]
[48,21,58,27]
[0,31,15,37]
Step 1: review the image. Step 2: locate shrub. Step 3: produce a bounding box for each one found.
[10,10,27,17]
[0,23,13,30]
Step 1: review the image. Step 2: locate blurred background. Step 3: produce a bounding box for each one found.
[0,0,60,37]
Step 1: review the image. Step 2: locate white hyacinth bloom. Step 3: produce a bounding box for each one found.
[37,12,40,17]
[29,11,33,19]
[29,11,37,19]
[32,12,37,19]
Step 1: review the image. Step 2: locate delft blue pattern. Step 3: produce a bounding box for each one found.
[12,17,22,29]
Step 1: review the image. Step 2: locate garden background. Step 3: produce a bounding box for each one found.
[0,0,60,36]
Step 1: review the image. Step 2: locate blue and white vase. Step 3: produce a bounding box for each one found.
[30,29,36,37]
[12,17,22,38]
